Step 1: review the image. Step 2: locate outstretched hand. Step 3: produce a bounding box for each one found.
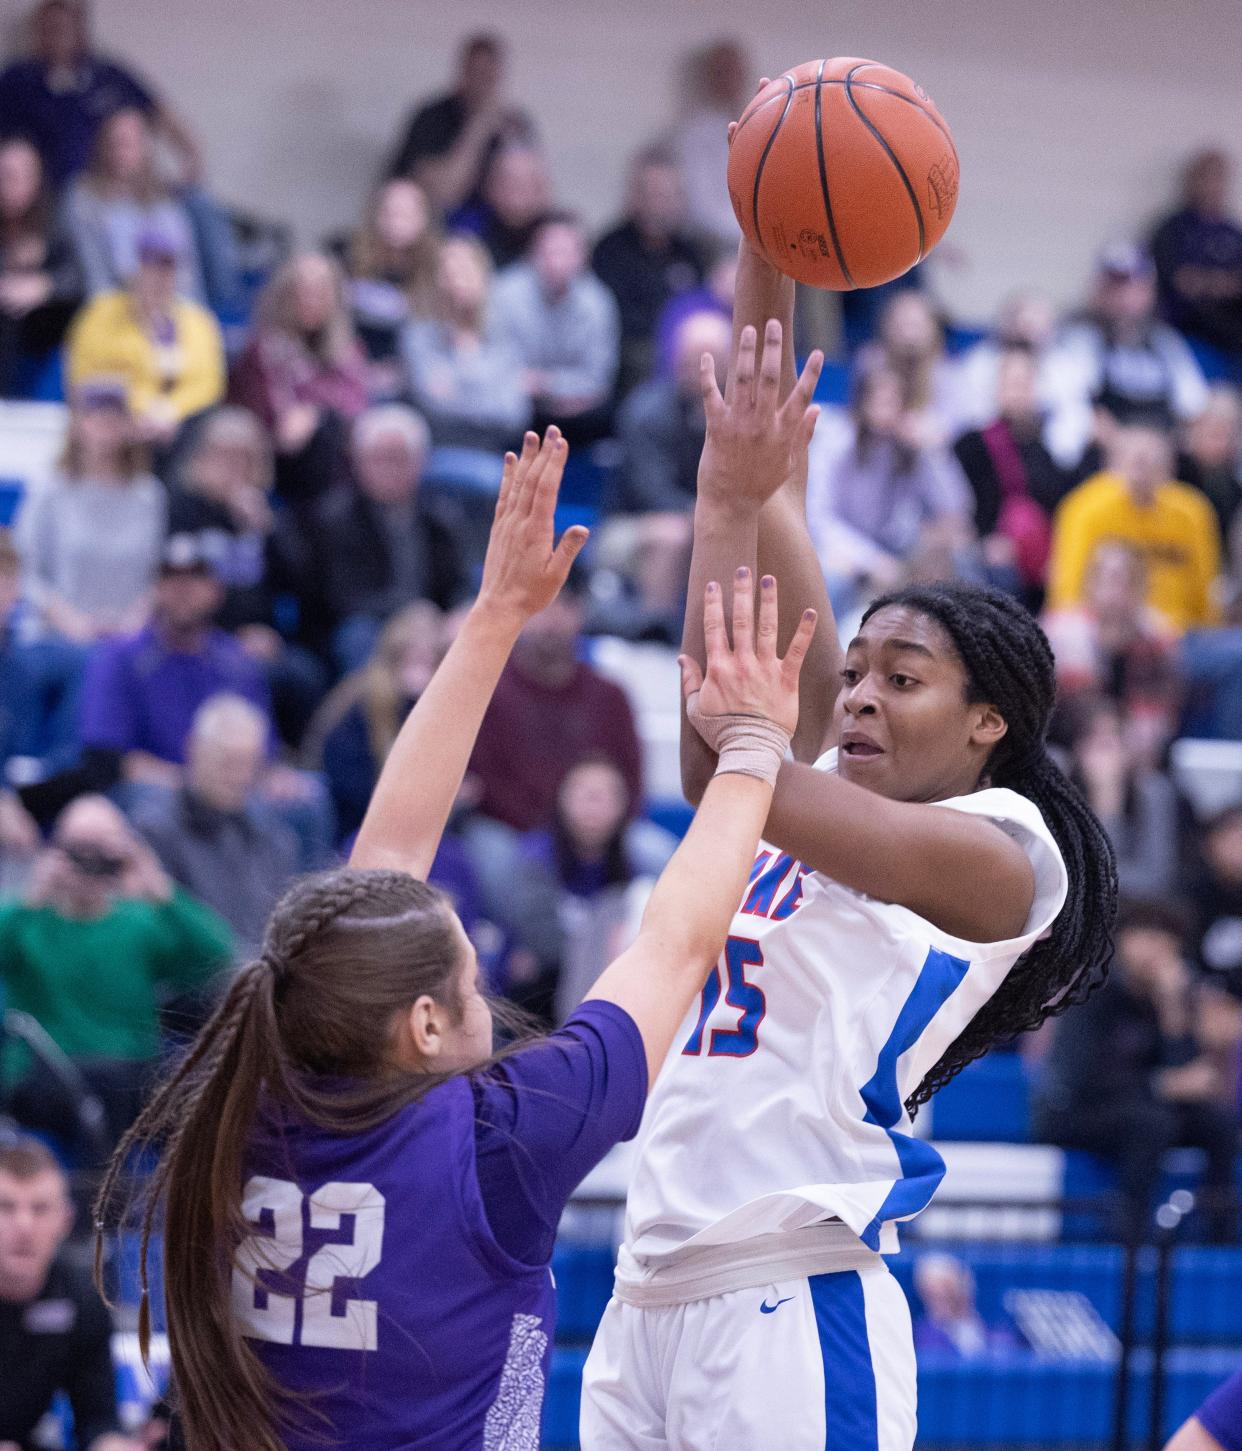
[680,567,817,745]
[697,319,823,512]
[477,427,589,627]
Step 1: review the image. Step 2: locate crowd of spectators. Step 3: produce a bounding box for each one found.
[0,0,1240,1305]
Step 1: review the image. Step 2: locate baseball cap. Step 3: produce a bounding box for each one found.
[136,226,181,266]
[1096,241,1154,281]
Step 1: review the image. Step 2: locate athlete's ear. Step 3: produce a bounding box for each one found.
[403,994,444,1064]
[970,703,1008,751]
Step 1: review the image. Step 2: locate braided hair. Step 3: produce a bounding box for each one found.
[859,582,1118,1112]
[94,867,469,1451]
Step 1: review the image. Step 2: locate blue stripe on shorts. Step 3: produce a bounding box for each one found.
[810,1270,879,1451]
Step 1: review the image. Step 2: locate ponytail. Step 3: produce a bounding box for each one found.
[95,867,469,1450]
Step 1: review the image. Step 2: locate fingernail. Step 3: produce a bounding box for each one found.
[804,608,817,621]
[736,565,749,579]
[761,575,774,588]
[707,581,718,594]
[547,425,560,440]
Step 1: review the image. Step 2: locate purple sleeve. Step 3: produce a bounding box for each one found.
[1199,1368,1242,1451]
[79,641,138,752]
[472,999,647,1264]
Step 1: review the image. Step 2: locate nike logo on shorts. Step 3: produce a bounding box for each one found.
[759,1295,795,1314]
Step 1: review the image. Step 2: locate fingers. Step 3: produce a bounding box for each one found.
[731,565,754,657]
[519,426,562,518]
[494,447,519,520]
[756,574,779,660]
[548,523,589,589]
[505,431,540,516]
[702,579,728,672]
[780,348,824,429]
[780,607,820,687]
[732,324,757,404]
[526,425,567,524]
[700,350,726,424]
[678,652,704,703]
[757,319,783,404]
[797,403,821,451]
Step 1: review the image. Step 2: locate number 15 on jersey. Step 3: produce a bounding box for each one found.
[683,936,766,1058]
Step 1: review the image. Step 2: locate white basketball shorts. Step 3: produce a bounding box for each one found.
[580,1262,916,1451]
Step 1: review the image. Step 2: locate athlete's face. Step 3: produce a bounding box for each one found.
[832,606,1007,803]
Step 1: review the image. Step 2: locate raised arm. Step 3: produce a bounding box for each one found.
[680,314,823,803]
[350,429,587,879]
[588,571,817,1080]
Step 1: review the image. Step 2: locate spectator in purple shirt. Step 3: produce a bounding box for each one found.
[79,531,333,866]
[94,428,815,1451]
[0,0,200,188]
[1151,149,1242,364]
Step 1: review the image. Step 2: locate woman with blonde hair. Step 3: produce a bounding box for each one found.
[341,178,441,381]
[16,377,165,643]
[401,232,530,451]
[304,601,443,840]
[61,106,214,303]
[231,252,371,461]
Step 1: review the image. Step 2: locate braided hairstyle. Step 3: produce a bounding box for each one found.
[859,582,1118,1112]
[95,867,466,1451]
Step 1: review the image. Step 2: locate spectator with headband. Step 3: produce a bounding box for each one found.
[0,0,200,188]
[0,1137,140,1451]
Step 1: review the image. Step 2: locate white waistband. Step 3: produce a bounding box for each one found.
[613,1222,890,1308]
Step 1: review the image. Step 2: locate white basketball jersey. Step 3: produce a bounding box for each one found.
[616,749,1068,1301]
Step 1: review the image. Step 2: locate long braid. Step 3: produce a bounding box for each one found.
[860,582,1118,1112]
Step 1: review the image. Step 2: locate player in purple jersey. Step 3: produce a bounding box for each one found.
[1166,1366,1242,1451]
[93,413,822,1451]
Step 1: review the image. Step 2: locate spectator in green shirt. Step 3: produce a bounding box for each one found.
[0,794,232,1155]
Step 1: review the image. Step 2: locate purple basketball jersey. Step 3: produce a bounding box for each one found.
[238,1076,556,1450]
[233,1001,645,1450]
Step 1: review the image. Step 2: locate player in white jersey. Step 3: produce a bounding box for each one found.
[580,195,1119,1449]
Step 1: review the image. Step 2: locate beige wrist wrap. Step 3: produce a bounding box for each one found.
[687,691,791,786]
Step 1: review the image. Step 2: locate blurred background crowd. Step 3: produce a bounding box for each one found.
[0,2,1236,1439]
[2,3,1242,1442]
[3,0,1242,1173]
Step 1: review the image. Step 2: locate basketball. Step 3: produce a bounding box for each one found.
[727,57,960,290]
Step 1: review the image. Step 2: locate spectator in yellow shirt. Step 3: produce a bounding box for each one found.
[1047,414,1222,631]
[66,226,224,450]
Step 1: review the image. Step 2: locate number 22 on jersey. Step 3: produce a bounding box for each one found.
[232,1176,385,1351]
[683,935,766,1057]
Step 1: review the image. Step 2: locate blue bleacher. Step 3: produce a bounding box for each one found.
[552,1241,615,1341]
[929,1052,1032,1142]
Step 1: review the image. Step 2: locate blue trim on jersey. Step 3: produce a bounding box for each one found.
[811,1270,879,1451]
[857,946,970,1249]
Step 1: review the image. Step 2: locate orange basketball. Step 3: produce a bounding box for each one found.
[727,57,960,290]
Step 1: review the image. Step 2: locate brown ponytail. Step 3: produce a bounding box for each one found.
[95,868,467,1451]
